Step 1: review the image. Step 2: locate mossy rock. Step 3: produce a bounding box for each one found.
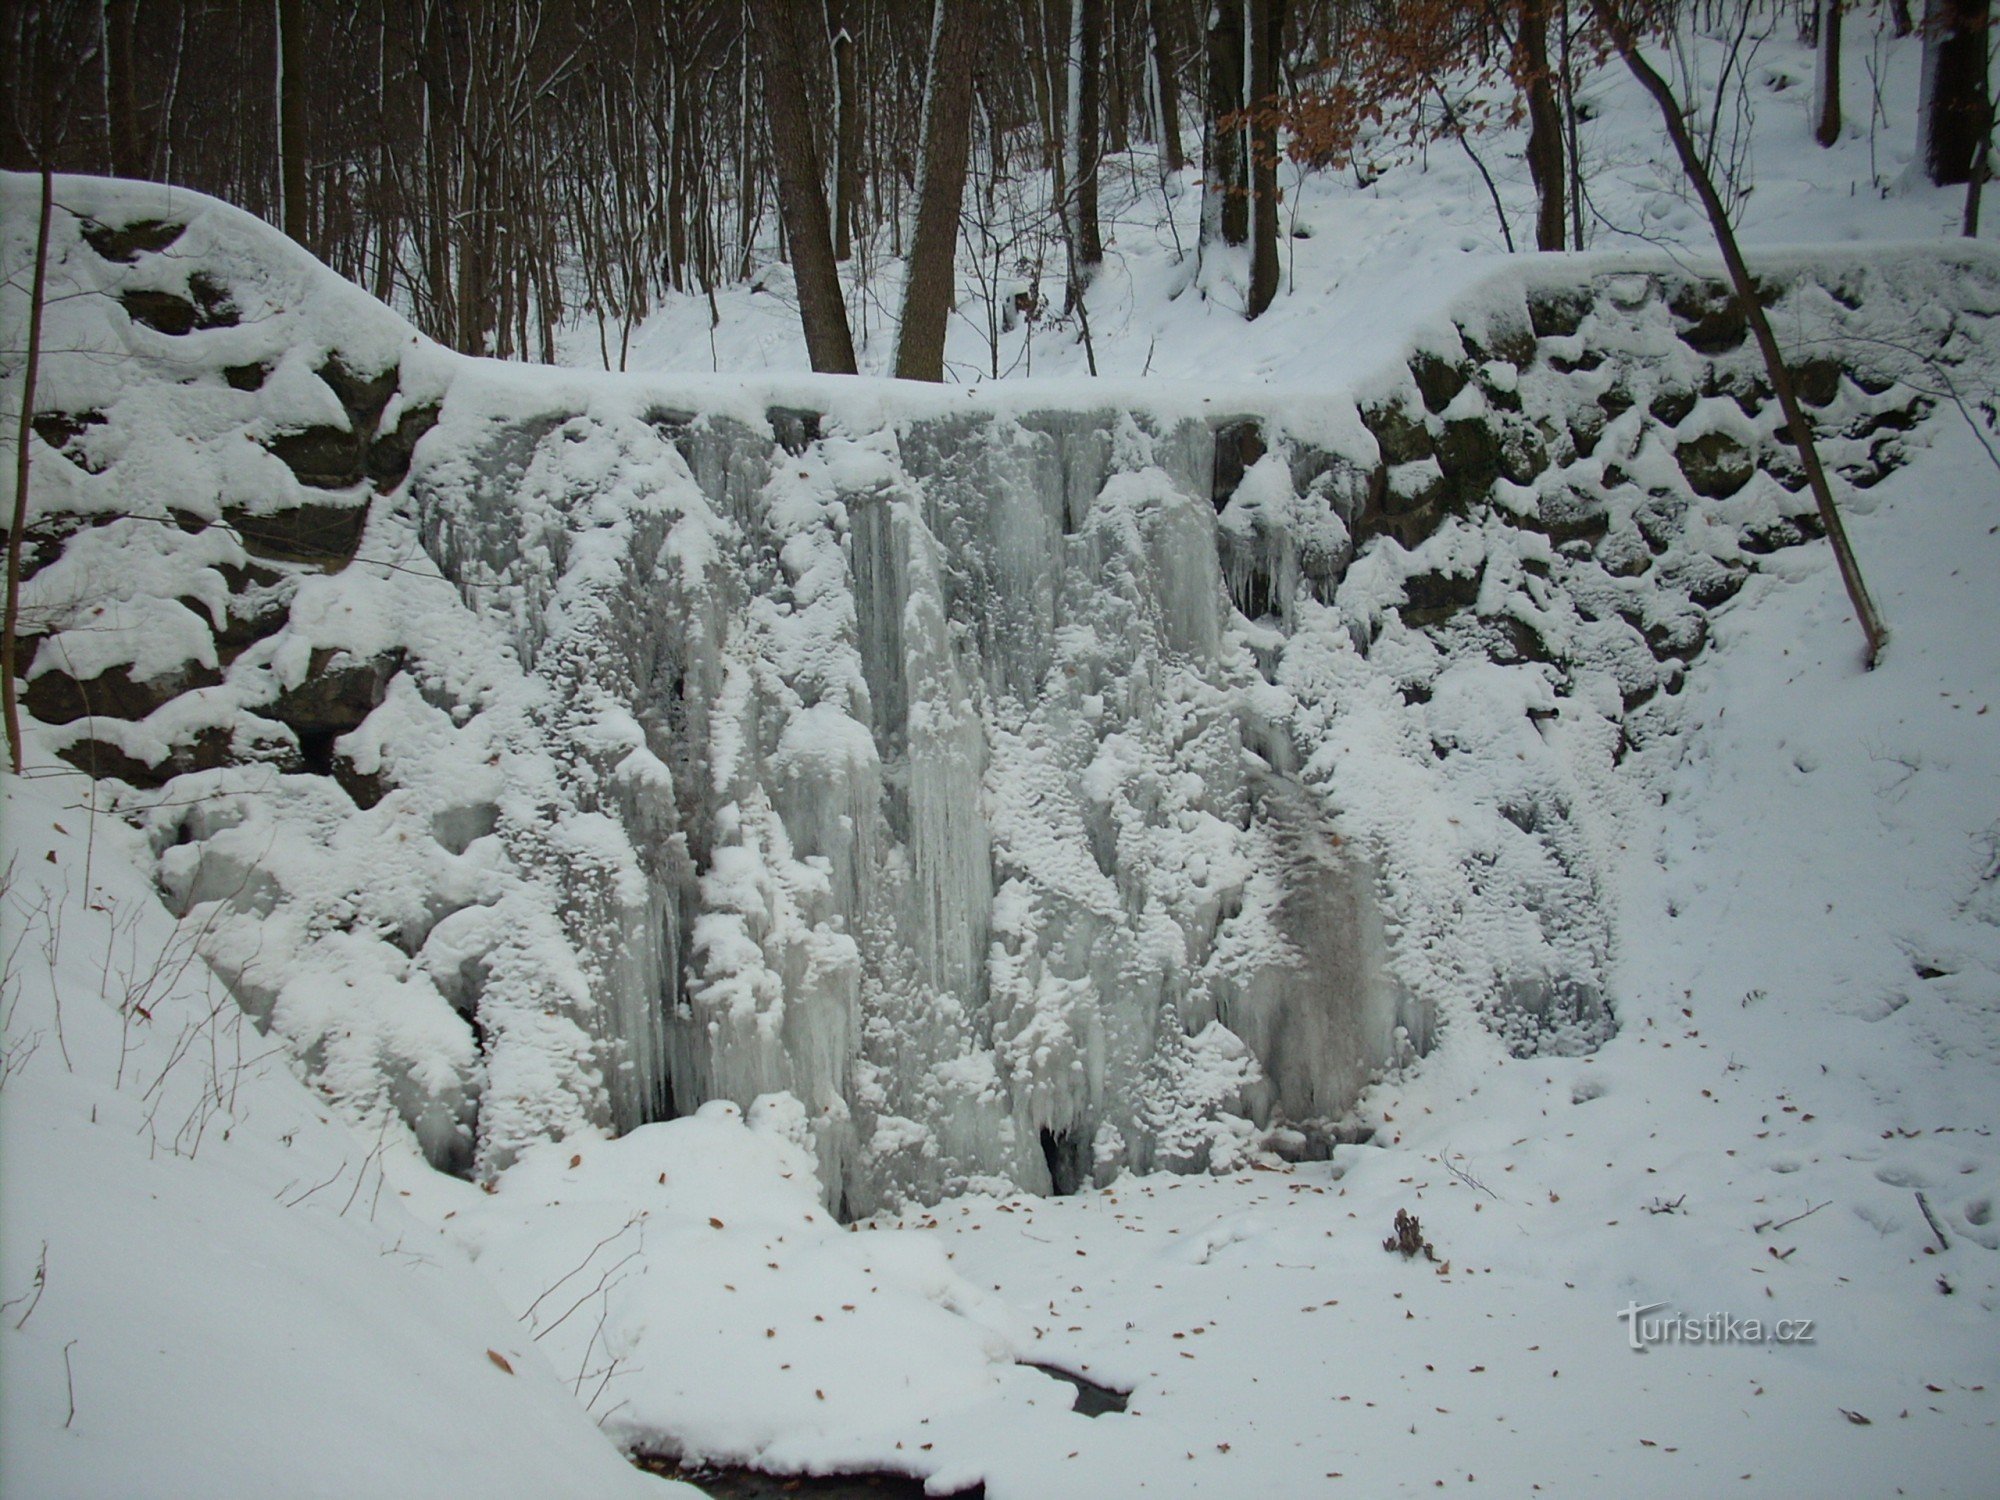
[1667,281,1748,355]
[1361,402,1434,464]
[1402,566,1483,623]
[318,357,399,430]
[367,402,443,487]
[1410,352,1470,414]
[1210,417,1267,505]
[267,424,366,489]
[81,217,187,263]
[1676,430,1755,499]
[1435,417,1500,505]
[224,498,372,567]
[1528,290,1592,339]
[1497,421,1550,485]
[23,658,222,726]
[1789,356,1844,409]
[767,405,823,456]
[1648,387,1698,428]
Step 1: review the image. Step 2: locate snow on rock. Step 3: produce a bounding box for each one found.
[10,171,1998,1229]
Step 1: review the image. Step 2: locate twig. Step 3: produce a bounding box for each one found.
[4,1241,48,1329]
[1768,1198,1830,1233]
[1440,1149,1499,1200]
[62,1338,78,1428]
[1916,1191,1950,1252]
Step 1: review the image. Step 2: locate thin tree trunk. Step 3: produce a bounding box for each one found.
[1148,0,1184,173]
[278,0,309,245]
[105,0,146,177]
[5,167,54,775]
[1246,0,1282,316]
[897,0,982,380]
[830,0,863,260]
[1917,0,1993,185]
[1206,0,1246,247]
[1073,0,1105,270]
[1522,0,1566,249]
[747,0,858,372]
[1592,1,1886,667]
[1815,0,1843,147]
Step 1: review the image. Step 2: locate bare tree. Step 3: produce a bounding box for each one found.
[1815,0,1844,148]
[1915,0,1993,185]
[1247,0,1284,316]
[5,167,54,774]
[747,0,858,373]
[897,0,984,381]
[1590,0,1887,668]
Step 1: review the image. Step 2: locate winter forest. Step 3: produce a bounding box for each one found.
[2,1,1998,1496]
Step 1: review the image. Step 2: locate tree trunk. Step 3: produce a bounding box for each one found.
[105,0,146,177]
[897,0,982,381]
[4,167,53,774]
[830,0,863,260]
[1205,0,1246,247]
[1246,0,1282,316]
[277,0,309,246]
[747,0,857,373]
[1072,0,1105,270]
[1522,0,1566,249]
[1591,0,1886,668]
[1815,0,1843,148]
[1148,0,1184,174]
[1917,0,1992,185]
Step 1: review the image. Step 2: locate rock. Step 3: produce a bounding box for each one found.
[1528,289,1592,339]
[1790,356,1843,408]
[1410,352,1469,414]
[766,406,822,456]
[1402,566,1482,622]
[1634,493,1689,553]
[269,648,403,739]
[22,659,222,726]
[120,289,200,335]
[56,725,234,789]
[1742,513,1825,553]
[1568,403,1606,458]
[224,498,372,567]
[267,424,366,489]
[1435,417,1499,506]
[1497,420,1549,485]
[81,218,186,263]
[1676,430,1755,499]
[1668,281,1748,355]
[1596,524,1653,577]
[1210,417,1267,506]
[317,357,399,430]
[1534,485,1609,545]
[223,361,271,392]
[367,402,442,487]
[1648,386,1698,427]
[1361,402,1433,464]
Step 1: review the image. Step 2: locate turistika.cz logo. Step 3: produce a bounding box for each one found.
[1616,1301,1816,1351]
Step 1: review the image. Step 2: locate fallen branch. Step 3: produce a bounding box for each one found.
[1916,1190,1950,1252]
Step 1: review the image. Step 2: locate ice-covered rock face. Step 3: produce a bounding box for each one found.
[24,178,1977,1215]
[411,396,1427,1213]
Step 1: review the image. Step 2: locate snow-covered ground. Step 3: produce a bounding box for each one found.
[569,10,1982,390]
[5,10,1998,1498]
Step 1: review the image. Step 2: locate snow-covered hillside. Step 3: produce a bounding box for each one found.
[4,11,1998,1497]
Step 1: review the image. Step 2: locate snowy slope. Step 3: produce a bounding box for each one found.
[0,780,688,1499]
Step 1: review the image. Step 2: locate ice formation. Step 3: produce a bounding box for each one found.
[13,176,1980,1214]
